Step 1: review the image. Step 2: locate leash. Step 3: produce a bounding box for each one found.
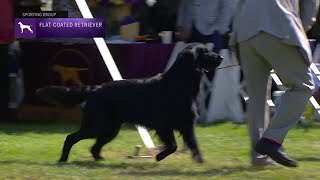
[199,64,239,73]
[216,64,239,70]
[198,64,239,73]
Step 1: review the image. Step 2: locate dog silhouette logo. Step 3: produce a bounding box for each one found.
[15,18,36,38]
[17,22,34,34]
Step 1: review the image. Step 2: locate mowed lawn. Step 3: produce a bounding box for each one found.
[0,122,320,179]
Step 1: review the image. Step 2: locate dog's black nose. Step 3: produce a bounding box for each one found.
[208,52,223,62]
[218,55,223,63]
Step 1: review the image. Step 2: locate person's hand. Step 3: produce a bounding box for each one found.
[176,26,188,42]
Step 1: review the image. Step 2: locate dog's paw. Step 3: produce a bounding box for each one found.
[58,158,68,163]
[156,153,166,162]
[91,149,105,161]
[93,156,105,161]
[193,154,204,163]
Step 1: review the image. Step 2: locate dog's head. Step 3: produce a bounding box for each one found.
[189,45,223,72]
[18,22,22,25]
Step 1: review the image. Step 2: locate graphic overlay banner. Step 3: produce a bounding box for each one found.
[15,18,105,38]
[16,11,68,18]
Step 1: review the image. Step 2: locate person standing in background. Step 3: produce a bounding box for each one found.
[176,0,236,53]
[18,0,41,12]
[231,0,319,167]
[52,0,82,18]
[0,0,14,121]
[149,0,180,35]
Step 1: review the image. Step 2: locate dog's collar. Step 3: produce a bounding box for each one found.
[195,67,209,73]
[196,64,239,72]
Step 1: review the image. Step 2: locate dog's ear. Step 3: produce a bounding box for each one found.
[193,46,208,68]
[194,46,207,60]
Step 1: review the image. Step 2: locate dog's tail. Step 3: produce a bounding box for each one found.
[36,85,101,106]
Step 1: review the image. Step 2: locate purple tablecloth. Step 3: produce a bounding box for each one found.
[108,43,174,78]
[20,42,174,103]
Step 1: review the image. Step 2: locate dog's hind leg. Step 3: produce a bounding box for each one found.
[155,130,177,162]
[181,126,204,163]
[90,124,121,161]
[59,130,90,162]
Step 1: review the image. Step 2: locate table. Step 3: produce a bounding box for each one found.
[20,42,174,104]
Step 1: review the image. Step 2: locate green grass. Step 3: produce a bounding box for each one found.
[0,122,320,179]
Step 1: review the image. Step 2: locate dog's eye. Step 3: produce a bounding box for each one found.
[195,47,206,54]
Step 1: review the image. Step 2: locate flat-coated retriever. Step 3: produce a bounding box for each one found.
[36,44,223,163]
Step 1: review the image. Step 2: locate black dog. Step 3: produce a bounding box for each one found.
[37,44,223,163]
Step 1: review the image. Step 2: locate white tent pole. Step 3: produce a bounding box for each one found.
[74,0,155,149]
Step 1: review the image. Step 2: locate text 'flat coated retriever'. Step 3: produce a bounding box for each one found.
[36,44,223,163]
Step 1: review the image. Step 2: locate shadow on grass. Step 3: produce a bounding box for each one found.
[68,160,160,170]
[119,165,269,177]
[295,157,320,162]
[0,159,271,177]
[0,159,159,170]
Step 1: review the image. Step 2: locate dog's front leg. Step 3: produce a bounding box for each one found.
[59,130,87,162]
[155,130,177,161]
[181,125,204,163]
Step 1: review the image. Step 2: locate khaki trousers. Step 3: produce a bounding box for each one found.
[238,32,314,159]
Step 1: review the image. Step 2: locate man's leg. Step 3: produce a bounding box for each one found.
[212,31,224,53]
[238,39,273,165]
[0,44,9,120]
[252,32,314,144]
